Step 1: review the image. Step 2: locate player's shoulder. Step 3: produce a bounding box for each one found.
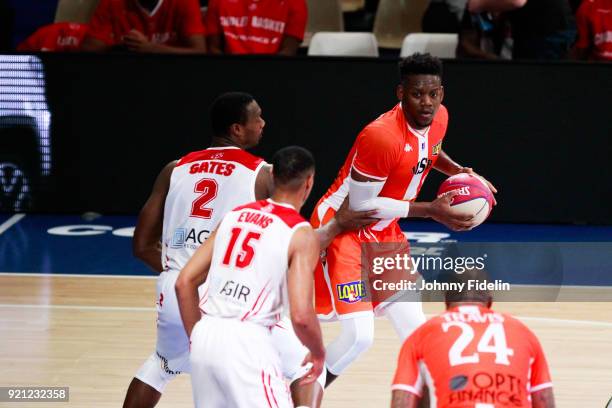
[405,314,442,345]
[358,105,405,149]
[176,147,264,170]
[435,104,448,122]
[233,199,308,229]
[364,104,403,133]
[499,312,541,344]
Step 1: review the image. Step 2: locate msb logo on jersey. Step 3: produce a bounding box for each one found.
[337,281,366,303]
[412,158,433,175]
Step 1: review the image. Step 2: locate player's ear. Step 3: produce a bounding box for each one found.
[229,123,242,139]
[303,172,315,201]
[396,84,403,101]
[439,86,445,102]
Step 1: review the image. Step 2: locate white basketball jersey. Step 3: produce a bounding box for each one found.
[162,146,265,272]
[202,199,310,327]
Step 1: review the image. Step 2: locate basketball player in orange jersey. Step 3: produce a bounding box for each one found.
[122,92,375,408]
[391,269,555,408]
[176,146,324,408]
[310,53,498,386]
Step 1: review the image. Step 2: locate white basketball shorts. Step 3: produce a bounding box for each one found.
[190,315,293,408]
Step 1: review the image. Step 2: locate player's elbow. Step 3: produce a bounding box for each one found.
[290,307,314,329]
[174,274,190,296]
[131,238,149,261]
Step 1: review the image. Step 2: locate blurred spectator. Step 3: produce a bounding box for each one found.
[18,23,88,52]
[0,0,14,51]
[81,0,206,53]
[205,0,307,55]
[457,10,511,59]
[572,0,612,61]
[422,0,467,33]
[468,0,576,60]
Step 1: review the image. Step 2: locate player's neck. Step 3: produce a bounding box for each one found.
[210,136,243,149]
[269,192,302,213]
[447,301,489,310]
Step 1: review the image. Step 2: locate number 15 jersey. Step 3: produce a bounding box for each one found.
[162,146,265,273]
[202,199,310,327]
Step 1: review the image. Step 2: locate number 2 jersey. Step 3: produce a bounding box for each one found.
[162,146,265,273]
[201,199,310,327]
[392,305,553,408]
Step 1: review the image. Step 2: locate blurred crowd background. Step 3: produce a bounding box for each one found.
[0,0,610,61]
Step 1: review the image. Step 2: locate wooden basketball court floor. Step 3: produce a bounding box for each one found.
[1,274,611,407]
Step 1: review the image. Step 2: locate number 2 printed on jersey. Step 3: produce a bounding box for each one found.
[190,178,218,219]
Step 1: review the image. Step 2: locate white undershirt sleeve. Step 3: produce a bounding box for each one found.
[348,177,410,219]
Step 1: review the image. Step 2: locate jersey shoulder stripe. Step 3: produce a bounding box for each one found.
[233,199,307,228]
[176,148,264,171]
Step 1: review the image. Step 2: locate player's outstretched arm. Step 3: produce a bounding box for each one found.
[133,160,177,273]
[315,198,378,249]
[531,388,555,408]
[390,390,419,408]
[287,226,325,384]
[175,230,217,337]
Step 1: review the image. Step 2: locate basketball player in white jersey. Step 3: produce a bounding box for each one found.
[176,146,323,408]
[122,93,375,408]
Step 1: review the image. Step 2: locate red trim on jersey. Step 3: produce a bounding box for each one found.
[249,290,272,319]
[241,281,270,321]
[233,199,307,228]
[261,370,274,408]
[176,148,264,171]
[268,373,279,408]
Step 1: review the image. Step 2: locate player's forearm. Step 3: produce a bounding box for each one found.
[175,281,201,337]
[433,150,463,176]
[133,245,163,273]
[314,218,342,249]
[406,202,432,218]
[390,390,419,408]
[531,387,555,408]
[291,311,325,359]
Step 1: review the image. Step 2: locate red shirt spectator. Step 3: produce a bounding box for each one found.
[574,0,612,60]
[81,0,206,53]
[18,23,89,52]
[205,0,307,55]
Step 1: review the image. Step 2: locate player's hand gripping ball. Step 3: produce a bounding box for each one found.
[437,173,494,228]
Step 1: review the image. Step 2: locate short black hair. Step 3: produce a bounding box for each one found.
[210,92,255,137]
[444,268,493,306]
[271,146,315,190]
[399,53,443,84]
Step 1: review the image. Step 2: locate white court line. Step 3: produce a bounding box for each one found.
[0,272,156,279]
[1,303,612,328]
[0,303,154,312]
[0,213,25,235]
[1,274,611,290]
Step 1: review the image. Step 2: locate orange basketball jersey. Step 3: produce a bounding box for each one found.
[392,305,553,408]
[311,103,449,318]
[312,102,448,234]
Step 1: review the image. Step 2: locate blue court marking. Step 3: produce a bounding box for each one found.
[0,215,611,285]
